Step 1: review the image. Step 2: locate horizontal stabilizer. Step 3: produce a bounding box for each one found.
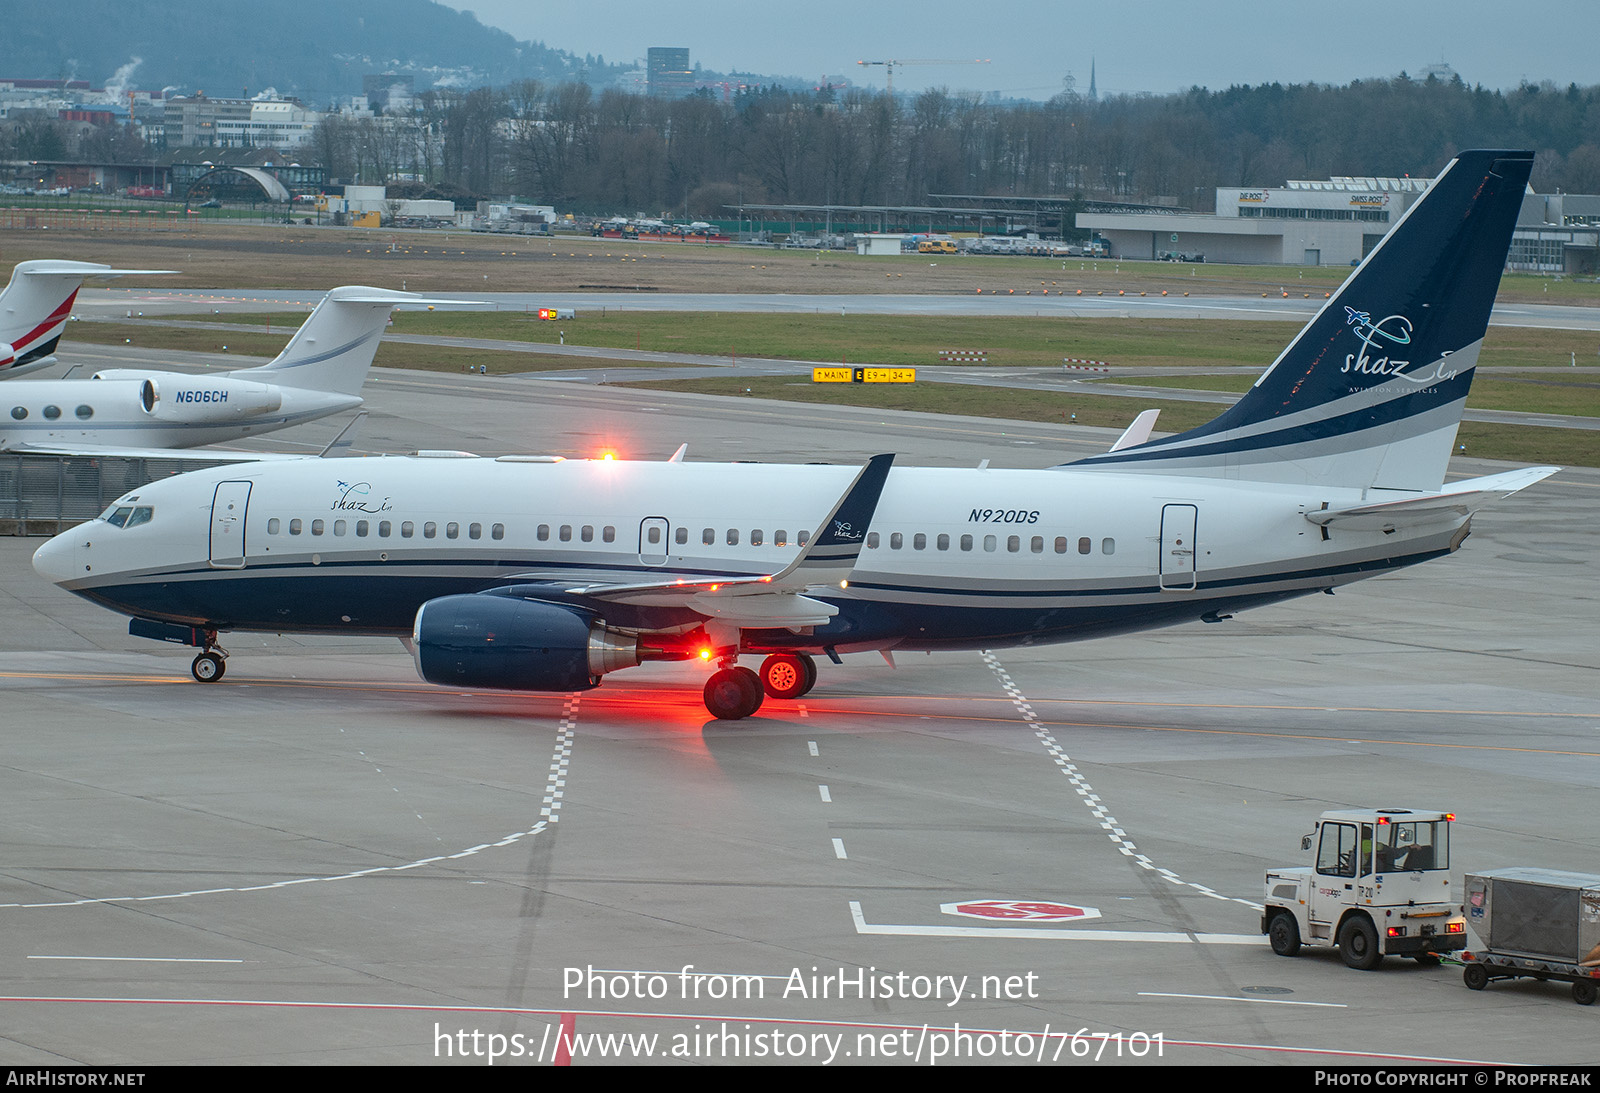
[1305,466,1560,531]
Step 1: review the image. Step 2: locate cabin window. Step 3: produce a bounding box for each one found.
[646,525,661,545]
[937,533,950,551]
[867,532,879,549]
[42,405,60,420]
[311,519,325,536]
[726,529,739,546]
[960,534,973,551]
[290,519,303,535]
[356,520,369,537]
[702,528,715,545]
[775,530,788,547]
[10,407,25,420]
[76,405,93,419]
[913,533,926,550]
[673,527,686,545]
[379,520,392,537]
[401,521,414,538]
[1007,535,1020,552]
[983,534,997,552]
[890,532,903,550]
[1102,538,1115,555]
[558,525,571,541]
[491,523,505,540]
[797,530,810,546]
[1031,536,1044,553]
[1078,537,1091,555]
[536,524,550,541]
[751,529,764,546]
[423,522,437,539]
[333,520,347,536]
[605,526,617,543]
[578,524,591,542]
[267,518,281,534]
[1054,536,1068,554]
[447,522,460,540]
[468,522,481,540]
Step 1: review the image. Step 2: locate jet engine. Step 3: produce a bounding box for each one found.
[412,595,642,691]
[134,377,284,422]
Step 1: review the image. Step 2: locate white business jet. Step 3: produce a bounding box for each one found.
[0,260,176,377]
[34,150,1558,720]
[2,285,446,455]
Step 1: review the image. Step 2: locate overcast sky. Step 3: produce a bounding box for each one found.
[443,0,1596,99]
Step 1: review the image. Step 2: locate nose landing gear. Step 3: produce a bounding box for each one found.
[190,632,228,682]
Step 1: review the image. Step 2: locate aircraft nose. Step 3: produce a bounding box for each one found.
[32,527,88,584]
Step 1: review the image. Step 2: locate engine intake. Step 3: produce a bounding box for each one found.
[139,377,283,422]
[412,595,641,692]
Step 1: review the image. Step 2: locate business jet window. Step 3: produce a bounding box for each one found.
[578,525,591,542]
[333,520,347,536]
[797,530,810,546]
[43,405,61,420]
[983,535,997,552]
[76,405,93,419]
[1102,538,1116,555]
[537,524,550,541]
[356,520,369,537]
[890,532,903,549]
[914,533,926,550]
[960,534,973,551]
[379,520,392,537]
[702,528,715,545]
[267,518,281,534]
[401,521,414,538]
[937,533,950,551]
[447,522,461,540]
[424,522,438,539]
[726,529,739,546]
[558,525,571,542]
[290,519,303,535]
[1054,537,1069,554]
[1078,537,1092,555]
[311,520,325,536]
[1031,536,1044,553]
[1007,535,1021,552]
[673,527,686,545]
[10,407,25,419]
[492,523,505,540]
[468,523,481,540]
[751,529,764,546]
[776,530,788,547]
[866,532,879,549]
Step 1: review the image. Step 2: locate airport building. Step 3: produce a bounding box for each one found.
[1079,171,1600,272]
[162,95,320,151]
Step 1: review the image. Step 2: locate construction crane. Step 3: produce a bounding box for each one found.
[856,58,991,94]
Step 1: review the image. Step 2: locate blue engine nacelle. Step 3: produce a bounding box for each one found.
[411,595,641,691]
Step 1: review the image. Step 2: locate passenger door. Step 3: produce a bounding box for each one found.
[209,481,252,569]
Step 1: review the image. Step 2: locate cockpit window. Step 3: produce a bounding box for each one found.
[102,505,153,529]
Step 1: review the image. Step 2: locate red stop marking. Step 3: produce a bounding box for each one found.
[945,900,1090,921]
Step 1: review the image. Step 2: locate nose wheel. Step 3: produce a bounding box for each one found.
[191,651,227,682]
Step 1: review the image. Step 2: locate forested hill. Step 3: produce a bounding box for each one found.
[5,0,625,101]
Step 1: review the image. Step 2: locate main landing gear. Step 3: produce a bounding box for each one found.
[703,654,819,720]
[190,632,229,683]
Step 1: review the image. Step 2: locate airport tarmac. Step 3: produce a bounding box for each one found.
[2,366,1599,1066]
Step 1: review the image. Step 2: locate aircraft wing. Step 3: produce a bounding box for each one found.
[1305,466,1560,531]
[555,453,895,626]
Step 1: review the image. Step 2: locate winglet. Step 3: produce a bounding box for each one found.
[775,453,895,586]
[1109,409,1159,452]
[318,411,368,457]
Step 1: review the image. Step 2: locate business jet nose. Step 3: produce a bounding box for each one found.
[32,527,88,584]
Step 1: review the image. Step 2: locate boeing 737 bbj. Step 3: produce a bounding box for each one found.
[34,150,1557,719]
[2,285,449,455]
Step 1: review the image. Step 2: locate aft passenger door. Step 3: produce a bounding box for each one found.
[1158,503,1198,590]
[209,481,252,569]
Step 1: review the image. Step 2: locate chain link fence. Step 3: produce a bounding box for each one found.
[0,454,235,535]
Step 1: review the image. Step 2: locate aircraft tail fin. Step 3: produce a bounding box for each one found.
[0,261,174,376]
[239,286,451,396]
[1070,150,1534,492]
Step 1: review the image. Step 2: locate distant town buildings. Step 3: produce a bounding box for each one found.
[647,48,694,99]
